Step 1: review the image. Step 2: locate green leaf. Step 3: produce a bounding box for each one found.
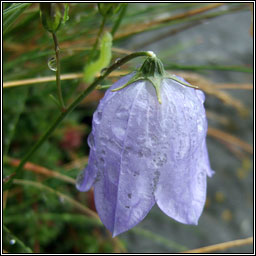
[3,3,30,16]
[3,87,29,155]
[3,3,31,35]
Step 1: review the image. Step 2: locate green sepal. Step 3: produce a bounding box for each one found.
[112,55,198,104]
[112,56,165,104]
[112,72,145,92]
[166,74,198,89]
[146,76,163,104]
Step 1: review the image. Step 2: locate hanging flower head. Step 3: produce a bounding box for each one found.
[76,52,214,237]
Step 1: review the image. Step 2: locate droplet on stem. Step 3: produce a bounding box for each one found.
[100,68,108,75]
[59,196,65,203]
[10,239,16,245]
[115,58,121,63]
[48,56,57,71]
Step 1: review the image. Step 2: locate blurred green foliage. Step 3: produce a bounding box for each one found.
[3,3,253,253]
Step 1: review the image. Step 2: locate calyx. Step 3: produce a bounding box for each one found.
[112,55,198,104]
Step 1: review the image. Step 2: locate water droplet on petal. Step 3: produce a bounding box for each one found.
[48,56,57,71]
[10,239,16,245]
[197,118,204,132]
[116,107,127,118]
[87,133,95,149]
[112,126,126,140]
[152,152,167,167]
[76,170,85,191]
[99,157,105,165]
[94,110,102,124]
[153,170,160,191]
[197,171,205,185]
[196,90,205,103]
[138,147,151,158]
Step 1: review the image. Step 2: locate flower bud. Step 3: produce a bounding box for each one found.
[40,3,69,33]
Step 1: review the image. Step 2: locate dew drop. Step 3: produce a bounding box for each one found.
[87,133,95,149]
[48,56,57,71]
[95,171,101,183]
[112,126,126,140]
[112,107,129,140]
[116,107,127,118]
[149,134,159,146]
[147,51,156,58]
[10,239,16,245]
[197,171,204,185]
[94,110,102,124]
[124,146,132,156]
[100,68,107,75]
[76,170,85,191]
[152,152,167,167]
[196,90,205,103]
[115,58,121,64]
[138,147,151,158]
[153,170,160,191]
[197,118,203,132]
[99,157,105,165]
[59,196,65,203]
[133,171,140,177]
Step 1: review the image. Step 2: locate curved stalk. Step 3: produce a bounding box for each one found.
[7,51,152,185]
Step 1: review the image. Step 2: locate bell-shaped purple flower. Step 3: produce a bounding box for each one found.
[76,56,213,237]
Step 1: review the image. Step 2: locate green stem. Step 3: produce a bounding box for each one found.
[111,4,127,37]
[88,15,107,62]
[52,32,66,111]
[8,51,152,184]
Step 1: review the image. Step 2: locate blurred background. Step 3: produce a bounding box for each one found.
[3,3,253,253]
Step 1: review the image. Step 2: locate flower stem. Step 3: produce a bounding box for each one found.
[111,4,127,37]
[52,32,66,111]
[88,14,107,62]
[7,51,152,185]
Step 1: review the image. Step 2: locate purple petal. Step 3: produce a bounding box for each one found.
[93,79,156,236]
[153,79,212,225]
[154,143,208,225]
[76,74,136,192]
[76,135,97,192]
[201,140,215,177]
